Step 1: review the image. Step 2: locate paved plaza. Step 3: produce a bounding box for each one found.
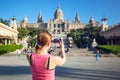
[0,55,120,80]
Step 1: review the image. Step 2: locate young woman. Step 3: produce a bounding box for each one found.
[26,31,66,80]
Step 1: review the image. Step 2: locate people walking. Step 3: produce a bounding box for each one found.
[96,50,100,61]
[17,49,21,58]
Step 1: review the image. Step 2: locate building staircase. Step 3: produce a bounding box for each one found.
[67,48,95,56]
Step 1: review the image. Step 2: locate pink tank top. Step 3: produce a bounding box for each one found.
[31,53,55,80]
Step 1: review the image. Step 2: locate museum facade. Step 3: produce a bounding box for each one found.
[18,5,100,39]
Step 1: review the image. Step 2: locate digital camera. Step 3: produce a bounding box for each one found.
[53,38,60,43]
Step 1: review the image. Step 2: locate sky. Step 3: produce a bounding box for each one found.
[0,0,120,26]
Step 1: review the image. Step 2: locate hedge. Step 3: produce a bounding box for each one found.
[96,45,120,56]
[0,44,23,55]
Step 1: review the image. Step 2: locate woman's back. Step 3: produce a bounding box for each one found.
[26,31,66,80]
[31,53,55,80]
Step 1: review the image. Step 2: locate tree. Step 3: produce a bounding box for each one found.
[67,28,84,47]
[0,18,10,26]
[27,27,39,37]
[67,27,104,48]
[17,28,29,40]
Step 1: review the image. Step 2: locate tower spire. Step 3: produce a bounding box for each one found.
[37,11,43,23]
[10,16,17,29]
[38,11,41,18]
[101,17,108,31]
[58,4,60,9]
[75,11,80,23]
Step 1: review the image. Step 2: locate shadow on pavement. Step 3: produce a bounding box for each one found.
[0,66,31,75]
[56,67,120,80]
[0,65,120,80]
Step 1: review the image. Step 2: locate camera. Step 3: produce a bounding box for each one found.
[53,38,60,43]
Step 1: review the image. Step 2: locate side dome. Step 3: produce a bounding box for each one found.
[23,16,29,23]
[89,17,95,24]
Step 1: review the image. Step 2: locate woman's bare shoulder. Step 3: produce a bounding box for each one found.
[50,55,64,66]
[50,55,61,60]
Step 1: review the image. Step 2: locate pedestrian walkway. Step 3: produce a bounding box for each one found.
[0,55,120,80]
[65,48,117,57]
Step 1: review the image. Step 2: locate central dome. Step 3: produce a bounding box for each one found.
[54,5,64,20]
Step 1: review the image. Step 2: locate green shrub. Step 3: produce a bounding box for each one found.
[0,44,23,55]
[96,45,120,56]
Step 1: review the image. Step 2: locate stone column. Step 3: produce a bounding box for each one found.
[111,40,113,45]
[107,40,109,45]
[56,24,58,34]
[64,24,66,32]
[5,39,7,45]
[61,24,63,34]
[56,24,57,34]
[51,23,53,32]
[8,40,11,45]
[59,24,61,34]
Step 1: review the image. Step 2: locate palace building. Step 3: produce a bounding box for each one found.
[1,5,119,46]
[18,5,100,39]
[18,12,47,29]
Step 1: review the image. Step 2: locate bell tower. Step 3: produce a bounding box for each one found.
[101,17,108,31]
[37,12,43,23]
[75,12,80,23]
[10,17,17,30]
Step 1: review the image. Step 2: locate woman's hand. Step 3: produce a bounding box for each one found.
[59,39,64,51]
[54,38,66,66]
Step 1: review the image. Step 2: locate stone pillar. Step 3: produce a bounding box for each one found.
[57,24,58,34]
[111,40,113,45]
[64,24,66,32]
[55,24,56,34]
[61,26,62,34]
[5,39,7,45]
[51,23,53,32]
[8,40,11,45]
[59,24,61,34]
[107,41,109,45]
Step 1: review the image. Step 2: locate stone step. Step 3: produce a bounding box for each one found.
[69,49,94,53]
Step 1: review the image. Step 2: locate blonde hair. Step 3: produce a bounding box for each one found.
[35,31,52,54]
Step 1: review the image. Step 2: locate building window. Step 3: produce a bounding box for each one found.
[58,30,60,32]
[62,29,64,32]
[58,24,60,28]
[61,24,64,29]
[57,30,60,34]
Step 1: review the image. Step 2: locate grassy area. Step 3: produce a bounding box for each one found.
[96,45,120,56]
[0,44,23,55]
